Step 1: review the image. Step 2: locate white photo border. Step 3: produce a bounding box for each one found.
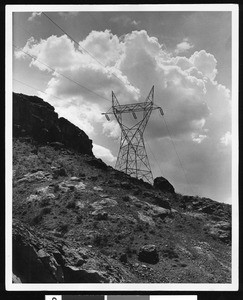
[6,3,239,291]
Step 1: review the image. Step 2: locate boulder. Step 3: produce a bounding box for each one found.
[137,211,155,226]
[138,244,159,264]
[91,198,117,210]
[154,177,175,194]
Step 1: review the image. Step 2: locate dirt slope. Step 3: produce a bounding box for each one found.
[12,137,231,283]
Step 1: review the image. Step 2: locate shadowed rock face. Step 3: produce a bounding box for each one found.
[13,93,93,156]
[154,176,175,194]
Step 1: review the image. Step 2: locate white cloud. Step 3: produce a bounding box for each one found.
[102,120,120,139]
[175,38,194,54]
[15,29,232,202]
[192,133,207,143]
[189,50,218,81]
[93,144,116,164]
[220,131,232,146]
[79,30,123,66]
[28,12,42,22]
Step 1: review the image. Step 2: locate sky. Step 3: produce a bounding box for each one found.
[12,7,234,203]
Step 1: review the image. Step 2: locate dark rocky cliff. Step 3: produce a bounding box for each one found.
[13,93,93,156]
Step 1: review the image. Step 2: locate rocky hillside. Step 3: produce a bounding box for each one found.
[12,93,231,284]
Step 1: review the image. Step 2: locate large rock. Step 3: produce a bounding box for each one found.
[138,244,159,264]
[154,176,175,194]
[137,211,155,226]
[13,93,93,155]
[91,198,118,210]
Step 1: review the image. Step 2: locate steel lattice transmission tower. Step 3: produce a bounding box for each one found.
[102,86,164,184]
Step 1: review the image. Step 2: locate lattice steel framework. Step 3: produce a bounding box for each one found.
[102,86,164,184]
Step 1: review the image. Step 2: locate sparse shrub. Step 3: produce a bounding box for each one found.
[122,195,130,202]
[119,253,127,263]
[39,197,50,207]
[58,223,69,234]
[54,184,59,193]
[93,221,99,229]
[66,200,76,209]
[31,214,43,225]
[100,249,111,256]
[76,215,83,223]
[133,189,140,196]
[41,207,52,215]
[144,233,149,240]
[93,234,108,247]
[135,223,144,232]
[125,245,136,258]
[161,243,178,259]
[129,235,135,243]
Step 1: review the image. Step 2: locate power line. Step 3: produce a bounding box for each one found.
[18,12,149,104]
[161,114,195,195]
[13,44,111,103]
[146,139,164,178]
[42,12,128,87]
[13,78,64,101]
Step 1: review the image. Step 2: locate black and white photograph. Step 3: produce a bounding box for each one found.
[5,4,238,291]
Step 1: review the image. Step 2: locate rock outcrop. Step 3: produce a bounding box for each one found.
[138,244,159,264]
[154,176,175,194]
[13,93,93,155]
[12,219,133,283]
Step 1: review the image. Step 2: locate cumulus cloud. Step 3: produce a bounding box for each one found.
[191,133,207,144]
[93,144,116,164]
[220,131,232,146]
[189,50,218,81]
[28,12,41,22]
[79,30,123,66]
[15,29,232,202]
[175,38,194,54]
